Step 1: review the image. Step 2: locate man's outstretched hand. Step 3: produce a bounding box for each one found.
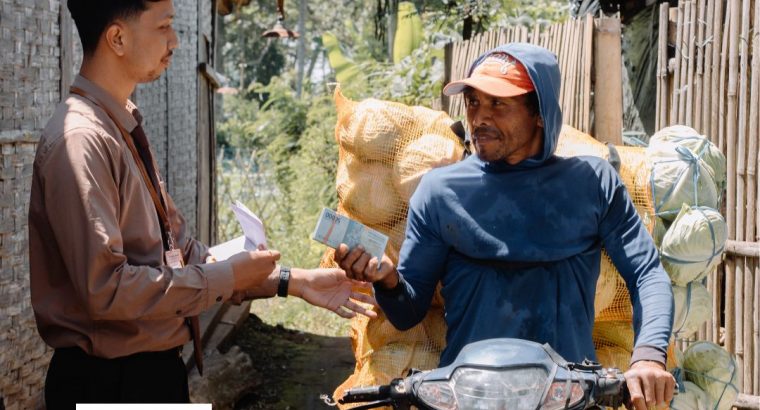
[290,268,378,319]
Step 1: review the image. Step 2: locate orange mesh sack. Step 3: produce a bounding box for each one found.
[329,88,463,408]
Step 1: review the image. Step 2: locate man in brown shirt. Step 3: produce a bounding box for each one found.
[29,0,375,406]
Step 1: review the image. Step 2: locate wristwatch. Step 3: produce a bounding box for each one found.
[277,266,291,297]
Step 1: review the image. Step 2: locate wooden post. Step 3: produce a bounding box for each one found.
[594,16,623,145]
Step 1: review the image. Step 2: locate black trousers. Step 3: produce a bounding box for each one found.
[45,346,189,408]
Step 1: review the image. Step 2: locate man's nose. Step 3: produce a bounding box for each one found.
[169,28,180,50]
[471,106,494,127]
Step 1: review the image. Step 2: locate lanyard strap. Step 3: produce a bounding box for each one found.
[70,86,176,250]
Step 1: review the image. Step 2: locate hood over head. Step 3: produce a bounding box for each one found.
[444,43,562,168]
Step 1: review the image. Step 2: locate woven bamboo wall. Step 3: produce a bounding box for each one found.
[0,1,217,407]
[0,1,64,407]
[655,0,759,397]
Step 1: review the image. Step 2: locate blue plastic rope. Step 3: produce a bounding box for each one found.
[660,206,725,277]
[650,140,712,218]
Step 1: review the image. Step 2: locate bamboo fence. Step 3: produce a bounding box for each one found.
[444,14,596,134]
[655,0,759,398]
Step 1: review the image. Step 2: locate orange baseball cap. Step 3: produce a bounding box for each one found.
[443,52,534,97]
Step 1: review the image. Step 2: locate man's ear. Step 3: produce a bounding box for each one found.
[104,23,127,56]
[537,116,544,128]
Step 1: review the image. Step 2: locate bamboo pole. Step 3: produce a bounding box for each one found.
[735,0,751,389]
[559,21,571,110]
[679,1,692,124]
[582,14,593,133]
[655,5,663,130]
[706,267,715,342]
[673,2,685,123]
[548,23,556,56]
[745,259,755,393]
[713,265,723,343]
[570,20,581,127]
[734,393,760,410]
[575,21,581,127]
[726,241,760,258]
[725,0,741,356]
[657,4,670,130]
[561,21,571,121]
[717,3,730,149]
[683,1,696,125]
[755,260,759,394]
[709,0,723,144]
[701,0,715,135]
[751,0,760,393]
[693,0,706,131]
[553,22,562,57]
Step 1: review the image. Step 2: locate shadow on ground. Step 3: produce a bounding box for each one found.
[224,314,355,409]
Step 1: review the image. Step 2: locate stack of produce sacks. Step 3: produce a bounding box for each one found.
[669,341,741,410]
[328,88,464,407]
[645,126,738,410]
[646,126,727,341]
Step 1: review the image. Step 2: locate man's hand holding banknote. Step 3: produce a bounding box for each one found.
[312,208,398,289]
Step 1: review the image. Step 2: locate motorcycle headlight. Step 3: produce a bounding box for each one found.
[541,380,586,410]
[417,381,457,410]
[417,367,548,410]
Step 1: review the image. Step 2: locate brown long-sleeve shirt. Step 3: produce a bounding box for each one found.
[29,75,234,358]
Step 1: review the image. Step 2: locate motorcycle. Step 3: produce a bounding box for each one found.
[324,338,630,410]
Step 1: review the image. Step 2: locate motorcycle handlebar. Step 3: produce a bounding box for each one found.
[339,385,392,404]
[595,371,629,408]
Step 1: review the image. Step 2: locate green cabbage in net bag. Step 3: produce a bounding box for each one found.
[670,381,713,410]
[650,125,726,190]
[647,141,719,221]
[672,283,712,338]
[660,205,726,286]
[683,341,741,410]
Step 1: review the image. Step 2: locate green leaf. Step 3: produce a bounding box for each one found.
[322,32,363,86]
[393,2,423,64]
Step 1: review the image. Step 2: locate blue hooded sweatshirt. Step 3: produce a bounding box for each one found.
[375,43,674,367]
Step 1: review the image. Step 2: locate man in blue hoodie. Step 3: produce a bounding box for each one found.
[335,43,676,410]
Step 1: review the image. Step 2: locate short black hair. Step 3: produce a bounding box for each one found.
[67,0,162,56]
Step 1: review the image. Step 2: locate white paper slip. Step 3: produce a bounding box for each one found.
[311,208,389,261]
[208,235,257,261]
[231,200,267,248]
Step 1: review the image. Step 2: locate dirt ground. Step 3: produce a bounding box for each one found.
[224,313,356,409]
